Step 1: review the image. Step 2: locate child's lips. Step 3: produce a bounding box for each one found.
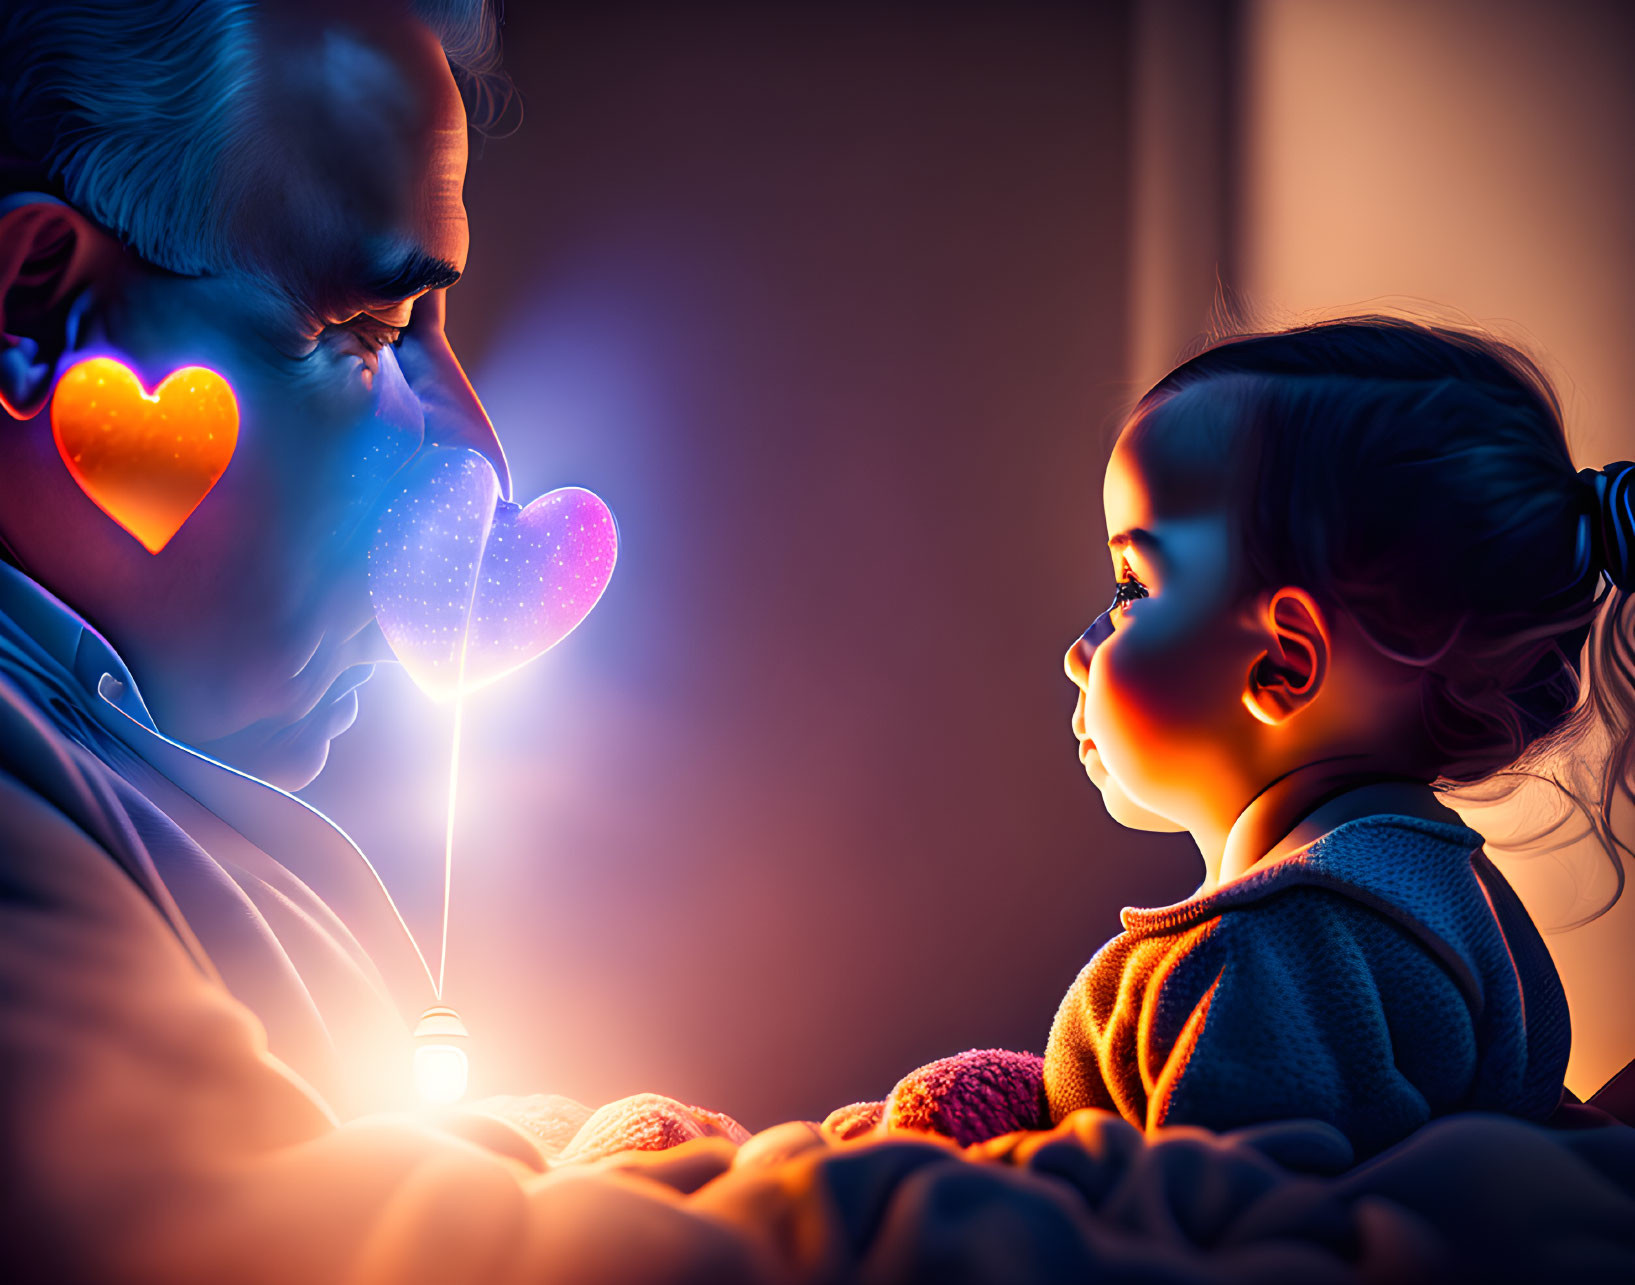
[1077,735,1108,782]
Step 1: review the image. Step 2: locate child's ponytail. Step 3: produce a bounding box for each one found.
[1467,460,1635,928]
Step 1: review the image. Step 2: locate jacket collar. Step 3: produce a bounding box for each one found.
[0,559,435,1019]
[1120,812,1494,1015]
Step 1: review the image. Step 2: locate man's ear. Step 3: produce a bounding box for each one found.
[1242,587,1329,727]
[0,194,123,420]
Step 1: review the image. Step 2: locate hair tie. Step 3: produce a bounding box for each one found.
[1576,461,1635,594]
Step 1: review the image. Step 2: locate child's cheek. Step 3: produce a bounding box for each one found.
[1083,635,1165,785]
[1086,625,1237,788]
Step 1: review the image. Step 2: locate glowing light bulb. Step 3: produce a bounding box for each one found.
[413,1006,470,1105]
[414,1044,469,1105]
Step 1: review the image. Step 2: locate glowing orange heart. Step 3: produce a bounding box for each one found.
[50,356,239,554]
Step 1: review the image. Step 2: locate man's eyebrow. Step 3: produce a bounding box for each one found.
[361,247,463,303]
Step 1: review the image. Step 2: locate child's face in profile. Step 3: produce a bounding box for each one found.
[1063,402,1267,837]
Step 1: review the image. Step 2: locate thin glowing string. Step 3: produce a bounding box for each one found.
[431,493,488,1004]
[435,688,466,1001]
[434,613,475,1002]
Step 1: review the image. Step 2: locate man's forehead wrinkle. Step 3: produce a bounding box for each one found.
[415,118,470,274]
[413,51,471,275]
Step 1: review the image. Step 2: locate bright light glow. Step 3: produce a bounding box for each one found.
[437,687,467,1000]
[413,1043,469,1105]
[413,1006,470,1104]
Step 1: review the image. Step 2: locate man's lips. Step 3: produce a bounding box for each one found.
[284,615,396,718]
[320,662,378,706]
[268,663,376,748]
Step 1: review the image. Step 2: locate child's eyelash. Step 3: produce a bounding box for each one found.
[1113,571,1148,608]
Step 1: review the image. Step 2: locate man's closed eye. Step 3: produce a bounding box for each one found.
[337,314,405,352]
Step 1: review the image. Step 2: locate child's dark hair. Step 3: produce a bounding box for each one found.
[1134,314,1634,928]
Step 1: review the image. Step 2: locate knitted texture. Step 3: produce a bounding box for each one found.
[555,1093,751,1164]
[881,1049,1050,1146]
[818,1050,1050,1147]
[1044,814,1571,1160]
[820,1099,885,1141]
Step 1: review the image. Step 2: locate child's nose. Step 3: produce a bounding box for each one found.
[1063,609,1112,685]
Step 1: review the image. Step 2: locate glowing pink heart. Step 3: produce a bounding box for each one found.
[368,449,618,700]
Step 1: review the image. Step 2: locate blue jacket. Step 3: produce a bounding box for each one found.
[1043,813,1571,1158]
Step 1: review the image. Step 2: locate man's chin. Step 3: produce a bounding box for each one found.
[193,688,362,791]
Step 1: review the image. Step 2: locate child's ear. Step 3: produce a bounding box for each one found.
[1242,587,1329,726]
[0,194,123,420]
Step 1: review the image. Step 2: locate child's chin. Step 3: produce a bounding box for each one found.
[1098,777,1188,834]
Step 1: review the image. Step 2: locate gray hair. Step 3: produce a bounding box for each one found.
[0,0,506,275]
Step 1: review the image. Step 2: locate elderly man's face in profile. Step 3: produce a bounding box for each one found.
[0,2,509,788]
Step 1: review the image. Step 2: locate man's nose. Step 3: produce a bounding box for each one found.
[398,290,513,500]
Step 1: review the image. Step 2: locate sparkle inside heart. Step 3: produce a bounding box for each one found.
[51,356,239,554]
[368,449,619,701]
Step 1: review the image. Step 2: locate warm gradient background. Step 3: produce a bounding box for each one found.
[303,0,1635,1125]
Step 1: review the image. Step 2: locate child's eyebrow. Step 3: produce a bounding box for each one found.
[1107,529,1163,560]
